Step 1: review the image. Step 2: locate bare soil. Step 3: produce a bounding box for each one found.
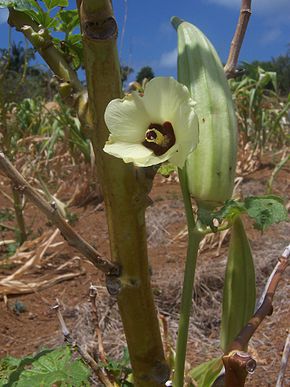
[0,159,289,386]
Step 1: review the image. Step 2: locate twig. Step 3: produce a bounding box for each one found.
[53,301,115,387]
[0,239,15,246]
[276,330,290,386]
[0,152,118,275]
[0,222,15,231]
[89,284,107,363]
[224,0,252,78]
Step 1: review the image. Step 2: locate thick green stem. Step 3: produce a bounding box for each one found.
[78,1,168,385]
[174,169,203,387]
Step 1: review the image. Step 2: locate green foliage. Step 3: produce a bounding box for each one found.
[215,195,288,231]
[0,208,15,223]
[43,0,68,10]
[157,162,176,177]
[0,42,34,73]
[230,66,290,151]
[189,357,223,387]
[267,153,290,194]
[120,65,134,85]
[244,195,289,231]
[220,216,256,352]
[0,356,21,386]
[244,52,290,96]
[0,42,51,103]
[100,348,133,386]
[0,0,83,70]
[4,241,18,257]
[136,66,155,84]
[1,96,90,162]
[0,346,90,387]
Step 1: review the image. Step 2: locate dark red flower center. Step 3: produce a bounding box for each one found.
[142,121,176,156]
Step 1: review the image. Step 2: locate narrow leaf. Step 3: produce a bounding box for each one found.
[220,216,256,352]
[189,357,223,387]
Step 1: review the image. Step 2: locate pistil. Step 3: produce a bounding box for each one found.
[143,121,176,156]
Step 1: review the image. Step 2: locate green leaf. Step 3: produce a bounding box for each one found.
[0,356,21,386]
[189,357,223,387]
[37,10,58,28]
[4,346,90,387]
[0,0,43,25]
[4,348,54,386]
[214,200,246,223]
[197,207,217,231]
[157,162,176,177]
[57,9,79,34]
[43,0,68,10]
[220,216,256,352]
[244,195,288,231]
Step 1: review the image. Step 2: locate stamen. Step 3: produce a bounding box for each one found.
[142,121,176,156]
[145,129,165,145]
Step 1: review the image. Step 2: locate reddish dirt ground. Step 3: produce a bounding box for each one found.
[0,159,289,386]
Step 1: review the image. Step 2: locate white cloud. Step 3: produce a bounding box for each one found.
[207,0,290,15]
[0,8,8,24]
[261,28,282,45]
[159,48,177,68]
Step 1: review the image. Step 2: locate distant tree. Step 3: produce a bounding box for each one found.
[136,66,154,84]
[120,65,134,85]
[0,42,35,73]
[242,50,290,96]
[0,42,52,102]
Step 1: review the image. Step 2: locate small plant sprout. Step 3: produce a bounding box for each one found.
[103,77,199,167]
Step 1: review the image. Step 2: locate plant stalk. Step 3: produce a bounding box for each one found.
[78,1,168,385]
[174,168,203,387]
[11,183,27,245]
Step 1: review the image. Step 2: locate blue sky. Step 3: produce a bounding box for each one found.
[0,0,289,82]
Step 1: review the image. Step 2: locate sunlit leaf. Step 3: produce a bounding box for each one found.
[244,195,288,231]
[4,346,90,387]
[57,9,79,34]
[0,356,21,386]
[214,199,246,223]
[189,357,223,387]
[220,216,256,352]
[42,0,68,10]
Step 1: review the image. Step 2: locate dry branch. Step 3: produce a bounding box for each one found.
[0,151,117,275]
[223,350,256,387]
[224,0,252,78]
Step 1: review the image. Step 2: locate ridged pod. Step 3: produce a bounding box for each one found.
[172,17,237,209]
[220,216,256,352]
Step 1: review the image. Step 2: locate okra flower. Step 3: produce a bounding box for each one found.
[103,77,198,168]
